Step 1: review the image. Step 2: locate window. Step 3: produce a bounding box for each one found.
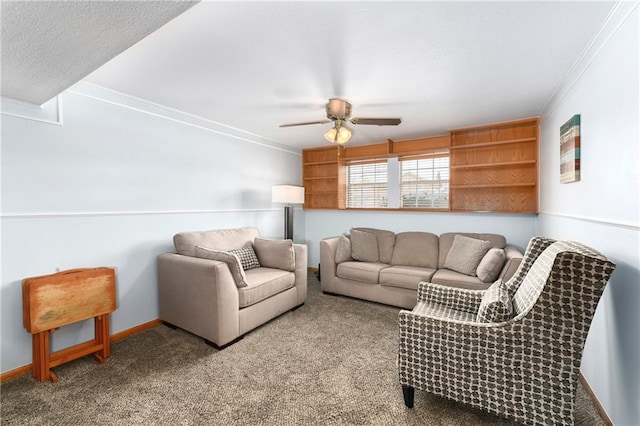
[346,159,388,208]
[400,153,449,208]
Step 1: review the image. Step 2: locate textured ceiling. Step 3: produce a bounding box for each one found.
[1,0,197,105]
[3,2,615,149]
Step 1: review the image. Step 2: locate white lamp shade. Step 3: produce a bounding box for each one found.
[272,185,305,204]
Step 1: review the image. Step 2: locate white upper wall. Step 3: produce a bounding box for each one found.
[538,3,639,425]
[539,3,639,226]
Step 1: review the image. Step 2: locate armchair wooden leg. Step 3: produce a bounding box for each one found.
[402,385,415,408]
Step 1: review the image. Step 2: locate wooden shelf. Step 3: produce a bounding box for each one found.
[303,160,338,166]
[303,176,338,180]
[451,182,536,189]
[451,160,537,169]
[450,137,537,150]
[305,191,338,195]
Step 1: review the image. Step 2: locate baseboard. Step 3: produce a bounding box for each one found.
[0,364,32,383]
[111,319,162,342]
[1,319,162,383]
[580,372,613,426]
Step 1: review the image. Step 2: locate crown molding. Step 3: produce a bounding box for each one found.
[542,1,639,117]
[67,81,301,156]
[0,95,63,125]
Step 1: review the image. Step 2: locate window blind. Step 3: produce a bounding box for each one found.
[399,152,449,208]
[346,159,388,208]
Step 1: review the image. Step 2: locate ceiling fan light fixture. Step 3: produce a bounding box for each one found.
[324,127,338,143]
[280,97,399,145]
[336,125,352,144]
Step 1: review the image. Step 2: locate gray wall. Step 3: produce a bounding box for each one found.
[537,4,639,425]
[0,82,302,373]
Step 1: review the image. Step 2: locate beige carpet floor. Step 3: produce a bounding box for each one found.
[1,271,603,425]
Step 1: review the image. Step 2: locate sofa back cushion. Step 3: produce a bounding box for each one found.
[350,229,379,262]
[391,232,439,268]
[194,245,248,288]
[352,227,396,264]
[253,238,295,272]
[438,232,506,269]
[228,244,261,271]
[335,235,353,264]
[443,235,493,276]
[476,248,507,283]
[174,227,260,257]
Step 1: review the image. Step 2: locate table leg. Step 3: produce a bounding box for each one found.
[94,314,110,362]
[31,331,51,382]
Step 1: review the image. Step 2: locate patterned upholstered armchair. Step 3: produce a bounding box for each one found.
[398,236,616,425]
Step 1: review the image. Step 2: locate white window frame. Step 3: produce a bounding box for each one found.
[399,152,450,209]
[345,159,389,208]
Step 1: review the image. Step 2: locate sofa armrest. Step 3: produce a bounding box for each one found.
[158,253,240,345]
[293,243,308,305]
[499,244,523,282]
[320,237,340,293]
[417,281,485,313]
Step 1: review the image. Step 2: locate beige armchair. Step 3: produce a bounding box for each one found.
[398,237,615,425]
[158,227,307,349]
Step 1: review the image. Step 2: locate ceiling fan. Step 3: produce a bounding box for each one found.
[279,98,401,144]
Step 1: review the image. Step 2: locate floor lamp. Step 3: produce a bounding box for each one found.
[272,185,305,240]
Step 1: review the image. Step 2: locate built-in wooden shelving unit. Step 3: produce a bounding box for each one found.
[302,145,345,209]
[301,117,539,213]
[449,117,539,213]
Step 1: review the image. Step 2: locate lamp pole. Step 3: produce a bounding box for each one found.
[284,205,293,240]
[272,185,305,242]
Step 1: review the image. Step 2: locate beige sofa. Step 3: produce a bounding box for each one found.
[320,229,522,309]
[158,227,307,349]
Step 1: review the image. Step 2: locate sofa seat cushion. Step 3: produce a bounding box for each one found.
[239,268,295,308]
[336,261,389,284]
[379,266,436,290]
[430,268,491,291]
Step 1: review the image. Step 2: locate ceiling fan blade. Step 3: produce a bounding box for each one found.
[350,117,402,126]
[279,119,332,128]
